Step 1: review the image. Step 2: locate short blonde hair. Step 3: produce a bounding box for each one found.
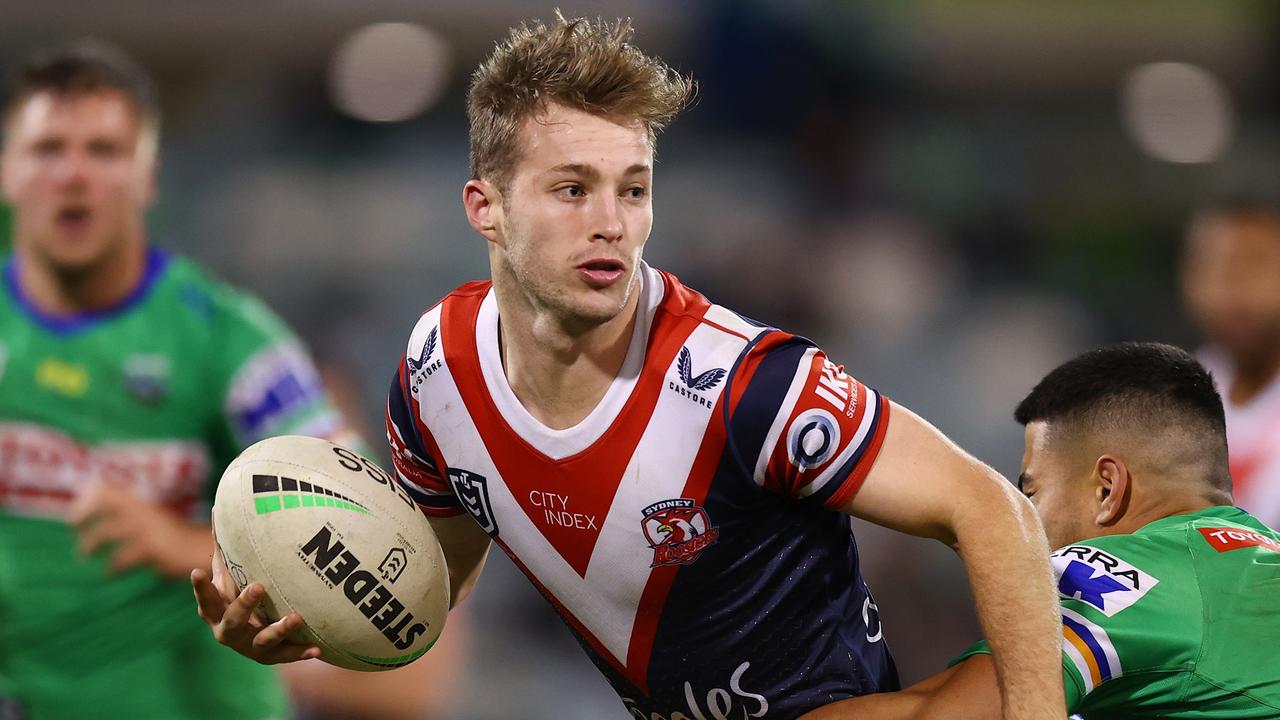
[467,13,694,189]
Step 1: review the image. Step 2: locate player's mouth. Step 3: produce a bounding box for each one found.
[575,258,626,289]
[54,205,93,234]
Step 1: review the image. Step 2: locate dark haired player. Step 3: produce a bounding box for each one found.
[804,342,1280,719]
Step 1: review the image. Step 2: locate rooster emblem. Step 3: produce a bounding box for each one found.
[642,499,720,567]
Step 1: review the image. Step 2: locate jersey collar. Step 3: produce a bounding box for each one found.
[4,246,170,336]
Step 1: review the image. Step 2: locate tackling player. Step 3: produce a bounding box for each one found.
[194,15,1066,719]
[0,43,357,718]
[801,342,1280,719]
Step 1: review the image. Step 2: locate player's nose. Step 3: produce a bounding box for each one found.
[589,195,624,243]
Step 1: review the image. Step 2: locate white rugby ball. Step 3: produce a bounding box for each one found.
[212,435,450,671]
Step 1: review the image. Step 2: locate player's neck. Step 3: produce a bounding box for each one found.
[15,237,148,316]
[494,281,641,431]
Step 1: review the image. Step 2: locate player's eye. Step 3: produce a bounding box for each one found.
[624,186,648,199]
[555,184,585,199]
[88,140,121,159]
[31,139,62,158]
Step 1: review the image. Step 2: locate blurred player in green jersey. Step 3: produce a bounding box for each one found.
[803,342,1280,719]
[0,43,359,719]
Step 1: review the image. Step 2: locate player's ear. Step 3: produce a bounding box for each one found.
[463,178,504,246]
[0,150,14,204]
[1093,455,1130,527]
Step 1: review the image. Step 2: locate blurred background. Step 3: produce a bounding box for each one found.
[2,1,1274,717]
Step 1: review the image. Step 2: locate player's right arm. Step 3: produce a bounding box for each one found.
[836,404,1064,720]
[736,339,1063,720]
[385,362,491,608]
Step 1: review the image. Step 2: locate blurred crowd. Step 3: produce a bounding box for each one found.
[3,2,1280,719]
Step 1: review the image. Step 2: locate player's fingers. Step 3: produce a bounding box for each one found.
[107,540,150,575]
[192,568,228,625]
[210,545,238,596]
[220,582,265,632]
[261,642,322,665]
[250,611,305,650]
[74,517,124,556]
[66,484,106,527]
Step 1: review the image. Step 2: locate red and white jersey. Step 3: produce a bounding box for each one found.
[386,265,897,717]
[1200,347,1280,526]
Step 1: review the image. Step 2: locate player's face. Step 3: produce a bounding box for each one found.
[1019,421,1097,549]
[1182,211,1280,368]
[495,103,653,326]
[0,90,155,276]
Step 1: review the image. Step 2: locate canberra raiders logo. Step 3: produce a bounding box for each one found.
[641,498,719,567]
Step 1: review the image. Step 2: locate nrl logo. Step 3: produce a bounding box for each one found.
[407,327,441,395]
[641,498,719,567]
[449,468,498,537]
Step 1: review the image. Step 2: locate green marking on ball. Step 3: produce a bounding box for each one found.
[350,637,437,668]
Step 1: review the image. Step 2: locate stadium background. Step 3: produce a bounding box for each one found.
[1,2,1273,717]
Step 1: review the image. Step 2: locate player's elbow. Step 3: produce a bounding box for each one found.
[947,465,1038,552]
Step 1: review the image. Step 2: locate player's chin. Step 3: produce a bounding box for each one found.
[565,288,630,325]
[41,238,110,276]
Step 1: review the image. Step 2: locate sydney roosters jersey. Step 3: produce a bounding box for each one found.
[385,265,898,718]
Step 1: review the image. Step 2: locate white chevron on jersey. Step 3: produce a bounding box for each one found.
[404,269,767,670]
[473,271,662,460]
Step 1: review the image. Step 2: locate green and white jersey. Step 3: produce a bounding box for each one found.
[956,506,1280,719]
[0,248,350,720]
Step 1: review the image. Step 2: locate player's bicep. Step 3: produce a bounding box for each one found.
[743,343,890,507]
[836,401,1012,546]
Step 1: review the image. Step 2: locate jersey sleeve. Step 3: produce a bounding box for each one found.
[949,534,1198,715]
[727,335,890,509]
[385,361,462,518]
[213,288,351,450]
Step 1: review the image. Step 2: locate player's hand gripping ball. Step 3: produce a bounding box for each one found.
[212,435,449,671]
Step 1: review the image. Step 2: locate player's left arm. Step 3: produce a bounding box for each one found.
[836,402,1063,720]
[797,655,1000,720]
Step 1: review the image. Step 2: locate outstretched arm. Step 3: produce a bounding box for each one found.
[799,655,1002,720]
[838,403,1062,720]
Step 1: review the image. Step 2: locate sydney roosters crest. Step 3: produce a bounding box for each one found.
[641,498,719,567]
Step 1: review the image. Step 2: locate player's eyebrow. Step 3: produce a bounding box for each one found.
[546,162,651,179]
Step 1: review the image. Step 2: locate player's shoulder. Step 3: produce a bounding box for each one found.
[159,252,291,339]
[1051,522,1201,631]
[653,267,802,351]
[401,280,491,355]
